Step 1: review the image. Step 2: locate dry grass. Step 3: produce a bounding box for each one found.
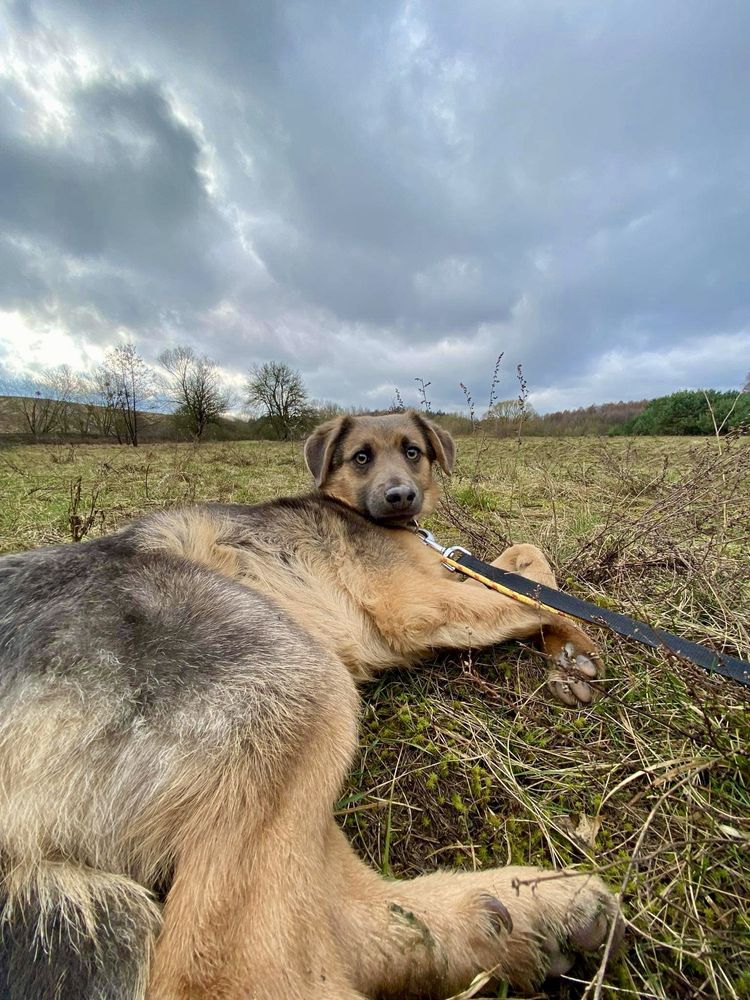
[0,434,748,999]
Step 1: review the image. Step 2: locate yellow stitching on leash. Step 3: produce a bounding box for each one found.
[439,555,581,625]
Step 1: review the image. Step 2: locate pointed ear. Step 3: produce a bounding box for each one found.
[413,413,455,475]
[304,416,351,487]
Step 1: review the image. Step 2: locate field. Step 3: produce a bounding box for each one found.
[1,433,748,999]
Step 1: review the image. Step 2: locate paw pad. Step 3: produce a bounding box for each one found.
[548,643,601,705]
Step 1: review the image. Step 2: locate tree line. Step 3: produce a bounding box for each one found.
[612,388,750,436]
[447,390,748,437]
[1,350,748,442]
[1,345,235,445]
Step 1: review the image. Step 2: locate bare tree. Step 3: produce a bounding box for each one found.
[484,399,529,422]
[159,346,231,439]
[2,366,77,438]
[245,361,311,439]
[310,399,347,423]
[76,368,121,439]
[99,345,155,446]
[743,370,750,393]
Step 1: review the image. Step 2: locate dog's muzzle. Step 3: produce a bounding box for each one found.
[368,481,422,521]
[384,484,416,510]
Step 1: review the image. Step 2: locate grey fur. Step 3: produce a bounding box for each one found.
[0,501,348,996]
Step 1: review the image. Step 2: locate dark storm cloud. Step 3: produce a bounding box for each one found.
[0,72,230,308]
[0,0,748,406]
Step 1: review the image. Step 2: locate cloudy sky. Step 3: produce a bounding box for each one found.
[1,0,749,413]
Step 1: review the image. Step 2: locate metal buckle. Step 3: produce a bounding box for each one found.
[414,526,444,553]
[414,527,472,573]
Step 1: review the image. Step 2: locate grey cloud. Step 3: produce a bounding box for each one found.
[1,0,749,408]
[0,234,162,335]
[0,73,230,315]
[0,236,48,307]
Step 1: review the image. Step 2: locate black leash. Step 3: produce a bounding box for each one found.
[416,529,750,688]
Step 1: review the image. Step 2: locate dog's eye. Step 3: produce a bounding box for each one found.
[353,451,370,465]
[405,446,421,461]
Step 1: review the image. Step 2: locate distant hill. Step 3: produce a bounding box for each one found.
[614,389,750,436]
[422,399,649,437]
[0,396,251,443]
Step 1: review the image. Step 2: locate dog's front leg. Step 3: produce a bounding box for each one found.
[369,537,602,705]
[463,542,602,705]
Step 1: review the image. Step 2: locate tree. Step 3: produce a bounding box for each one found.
[245,362,311,440]
[159,346,231,440]
[484,399,535,422]
[2,365,77,438]
[310,399,348,423]
[76,367,120,439]
[98,345,155,446]
[743,371,750,393]
[483,398,538,437]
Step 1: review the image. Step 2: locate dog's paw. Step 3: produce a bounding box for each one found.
[476,869,624,989]
[530,873,624,980]
[546,640,601,706]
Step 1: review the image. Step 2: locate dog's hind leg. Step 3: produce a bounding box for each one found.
[148,657,366,1000]
[326,826,622,998]
[0,860,160,1000]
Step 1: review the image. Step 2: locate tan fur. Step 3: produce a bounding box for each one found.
[0,411,620,999]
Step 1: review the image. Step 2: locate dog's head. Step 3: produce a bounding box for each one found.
[304,411,455,523]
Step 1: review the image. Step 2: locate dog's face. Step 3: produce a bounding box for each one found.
[304,411,455,523]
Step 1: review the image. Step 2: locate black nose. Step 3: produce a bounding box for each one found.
[385,485,416,508]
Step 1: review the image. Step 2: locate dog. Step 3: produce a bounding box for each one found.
[0,411,621,999]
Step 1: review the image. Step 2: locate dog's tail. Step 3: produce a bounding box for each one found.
[0,858,161,1000]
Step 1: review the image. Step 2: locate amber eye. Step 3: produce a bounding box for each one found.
[353,451,370,465]
[405,446,421,461]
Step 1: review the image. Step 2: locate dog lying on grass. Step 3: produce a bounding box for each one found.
[0,411,622,999]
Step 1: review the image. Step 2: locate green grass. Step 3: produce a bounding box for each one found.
[1,434,748,999]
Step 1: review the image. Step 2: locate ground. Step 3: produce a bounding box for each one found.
[0,433,748,1000]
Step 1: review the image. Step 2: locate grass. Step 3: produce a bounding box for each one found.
[0,433,748,999]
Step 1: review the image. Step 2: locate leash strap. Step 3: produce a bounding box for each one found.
[416,530,749,687]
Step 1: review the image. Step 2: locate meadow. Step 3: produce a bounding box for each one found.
[0,433,748,1000]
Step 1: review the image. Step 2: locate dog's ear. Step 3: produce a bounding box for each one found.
[304,416,351,487]
[413,413,455,475]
